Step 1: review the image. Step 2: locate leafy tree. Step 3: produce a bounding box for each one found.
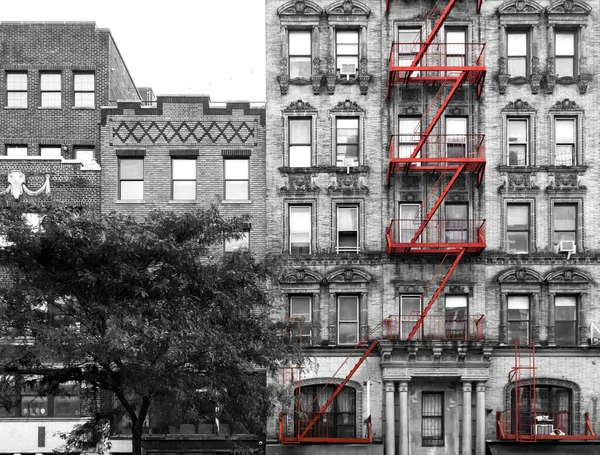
[0,206,296,455]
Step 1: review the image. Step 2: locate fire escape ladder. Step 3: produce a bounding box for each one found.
[512,339,537,442]
[406,248,466,340]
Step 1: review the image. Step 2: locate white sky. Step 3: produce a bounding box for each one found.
[2,0,266,102]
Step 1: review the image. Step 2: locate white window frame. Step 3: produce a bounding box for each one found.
[554,295,577,346]
[288,30,312,78]
[553,117,576,166]
[506,203,531,254]
[336,29,359,78]
[290,295,312,344]
[288,117,312,167]
[73,72,95,108]
[40,72,61,108]
[172,158,197,200]
[224,157,249,201]
[40,146,62,158]
[336,205,359,253]
[555,30,577,77]
[507,118,529,166]
[6,72,27,108]
[507,295,530,343]
[400,294,422,340]
[289,205,312,255]
[118,157,144,201]
[507,29,529,78]
[337,295,359,345]
[6,145,27,158]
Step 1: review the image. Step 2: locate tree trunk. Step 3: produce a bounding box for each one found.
[131,426,143,455]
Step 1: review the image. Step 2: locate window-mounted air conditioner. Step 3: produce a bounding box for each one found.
[559,240,576,259]
[340,63,357,80]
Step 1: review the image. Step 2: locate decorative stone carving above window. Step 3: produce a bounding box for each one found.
[278,0,323,16]
[283,99,317,113]
[498,267,543,284]
[326,0,371,16]
[279,268,324,284]
[545,268,590,285]
[326,267,372,284]
[503,99,534,111]
[327,173,368,194]
[546,172,586,192]
[280,173,320,194]
[499,172,540,192]
[330,99,365,113]
[1,171,51,200]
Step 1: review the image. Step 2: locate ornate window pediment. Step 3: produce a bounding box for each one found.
[326,0,371,19]
[283,99,317,113]
[278,0,323,18]
[498,268,543,284]
[547,0,591,17]
[280,268,324,285]
[330,99,365,113]
[545,268,590,285]
[497,0,543,16]
[503,99,536,112]
[326,268,371,284]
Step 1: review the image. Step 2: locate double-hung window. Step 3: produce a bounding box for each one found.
[336,206,359,253]
[445,29,466,76]
[445,295,467,340]
[506,203,530,254]
[290,296,312,343]
[554,118,576,166]
[422,392,444,446]
[338,295,359,345]
[40,72,61,108]
[399,202,421,243]
[224,158,249,200]
[225,231,249,253]
[400,295,421,340]
[398,117,420,160]
[507,31,528,77]
[74,72,95,108]
[20,379,80,418]
[507,295,530,342]
[507,118,529,166]
[289,118,312,167]
[336,117,359,167]
[445,203,468,243]
[172,158,197,200]
[336,30,359,78]
[289,206,311,254]
[289,30,311,78]
[555,31,576,77]
[397,29,421,76]
[6,145,27,158]
[555,295,577,346]
[119,158,144,200]
[445,117,467,159]
[6,72,27,108]
[553,203,577,249]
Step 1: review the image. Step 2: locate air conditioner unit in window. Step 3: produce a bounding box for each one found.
[559,240,576,259]
[340,63,357,80]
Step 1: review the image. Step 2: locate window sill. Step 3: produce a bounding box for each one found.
[222,199,252,204]
[72,106,95,110]
[3,106,28,110]
[169,200,198,204]
[38,106,63,110]
[116,199,145,204]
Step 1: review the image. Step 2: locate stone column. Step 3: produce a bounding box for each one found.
[385,382,396,455]
[532,293,541,343]
[360,292,368,340]
[579,293,589,346]
[399,381,409,455]
[476,383,486,455]
[500,293,508,345]
[328,292,336,343]
[548,293,556,346]
[462,382,472,455]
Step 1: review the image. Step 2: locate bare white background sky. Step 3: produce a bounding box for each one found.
[2,0,266,102]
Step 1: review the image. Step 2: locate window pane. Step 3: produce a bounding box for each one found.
[290,119,311,143]
[75,92,95,107]
[7,92,27,108]
[338,207,358,231]
[41,146,62,158]
[290,58,311,78]
[554,205,576,231]
[291,296,311,320]
[289,145,311,167]
[289,31,311,54]
[338,322,358,344]
[555,119,575,142]
[290,207,311,254]
[74,74,95,90]
[41,73,61,90]
[41,92,61,108]
[21,396,48,416]
[75,148,94,162]
[225,159,248,179]
[446,295,467,310]
[339,296,358,320]
[173,181,196,200]
[555,32,574,55]
[7,73,27,90]
[6,146,27,157]
[507,205,529,229]
[173,159,196,179]
[555,57,574,77]
[508,119,527,142]
[508,58,527,77]
[507,232,529,253]
[120,181,143,200]
[225,232,249,252]
[225,181,249,200]
[555,145,573,166]
[120,159,143,179]
[508,33,527,56]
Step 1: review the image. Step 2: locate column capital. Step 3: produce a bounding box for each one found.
[476,382,486,393]
[398,381,409,392]
[462,381,472,392]
[385,381,396,393]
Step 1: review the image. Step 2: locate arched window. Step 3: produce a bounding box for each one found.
[296,385,356,438]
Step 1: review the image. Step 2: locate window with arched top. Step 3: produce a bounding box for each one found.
[295,384,356,438]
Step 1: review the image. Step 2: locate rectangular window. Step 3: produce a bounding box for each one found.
[554,118,576,166]
[422,392,444,446]
[508,295,530,342]
[6,145,27,157]
[40,146,62,158]
[289,30,311,78]
[507,203,530,254]
[397,29,421,76]
[507,118,529,165]
[336,30,359,78]
[555,31,576,77]
[119,158,144,200]
[224,158,249,200]
[445,202,468,243]
[40,72,61,108]
[6,72,27,108]
[290,296,312,343]
[555,295,577,346]
[507,31,528,77]
[399,203,421,243]
[398,117,420,160]
[225,231,249,253]
[52,382,81,416]
[336,117,359,167]
[172,158,197,200]
[73,146,95,163]
[289,118,312,167]
[289,206,311,254]
[20,379,80,418]
[338,295,359,345]
[337,206,359,253]
[445,117,467,159]
[553,203,577,249]
[445,295,468,339]
[74,72,95,108]
[445,29,466,76]
[400,295,422,340]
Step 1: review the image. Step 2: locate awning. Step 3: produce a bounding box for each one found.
[488,442,600,455]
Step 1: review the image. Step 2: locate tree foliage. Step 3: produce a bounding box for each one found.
[0,206,296,455]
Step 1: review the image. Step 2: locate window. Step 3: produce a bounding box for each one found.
[225,232,249,253]
[172,158,197,200]
[74,72,95,107]
[3,378,81,418]
[6,72,27,108]
[297,385,355,438]
[289,30,311,78]
[40,146,62,158]
[555,31,576,77]
[445,117,467,159]
[289,206,311,254]
[422,392,444,446]
[337,206,359,253]
[507,118,529,165]
[512,385,572,434]
[554,118,576,166]
[397,28,421,76]
[553,203,577,250]
[40,72,61,108]
[289,118,312,167]
[555,295,577,346]
[445,203,468,243]
[336,30,359,78]
[224,158,249,200]
[399,203,421,243]
[445,295,467,339]
[74,146,95,163]
[290,296,312,343]
[445,29,466,76]
[400,295,421,340]
[6,145,27,157]
[506,203,530,253]
[507,295,530,342]
[398,117,420,160]
[119,158,144,200]
[336,117,359,167]
[507,31,528,77]
[338,295,359,345]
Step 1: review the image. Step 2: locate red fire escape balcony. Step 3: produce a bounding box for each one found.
[386,314,485,341]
